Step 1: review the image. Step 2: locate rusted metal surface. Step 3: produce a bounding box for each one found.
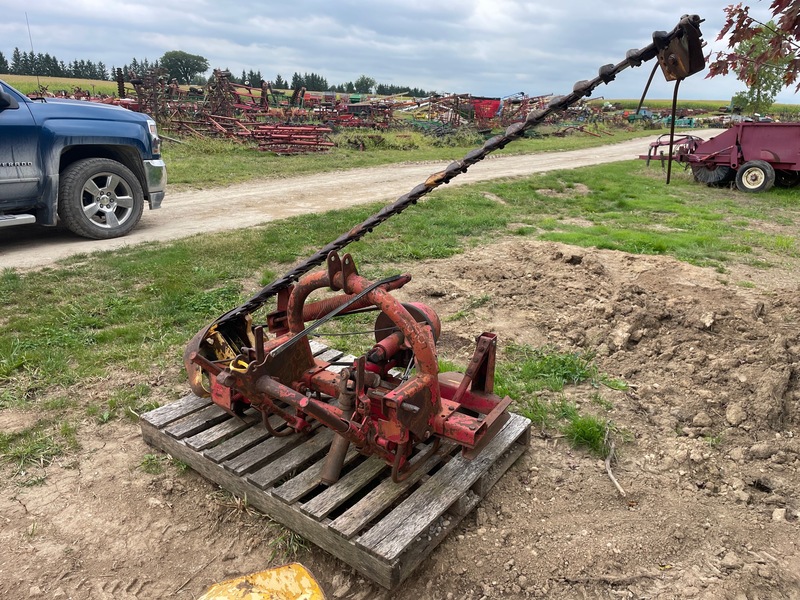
[187,252,514,483]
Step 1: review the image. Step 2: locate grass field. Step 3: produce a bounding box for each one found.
[1,73,119,96]
[161,127,672,189]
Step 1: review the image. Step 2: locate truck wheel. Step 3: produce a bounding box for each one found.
[58,158,145,239]
[735,160,776,193]
[775,170,800,188]
[691,164,735,186]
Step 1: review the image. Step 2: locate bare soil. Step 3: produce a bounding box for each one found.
[3,131,799,600]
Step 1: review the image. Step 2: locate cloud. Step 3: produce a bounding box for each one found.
[1,0,795,103]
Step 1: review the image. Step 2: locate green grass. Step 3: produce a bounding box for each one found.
[492,344,623,458]
[140,453,165,475]
[596,98,800,116]
[2,74,119,96]
[496,344,602,395]
[161,127,674,190]
[0,419,80,473]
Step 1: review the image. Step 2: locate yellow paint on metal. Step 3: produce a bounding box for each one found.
[198,563,326,600]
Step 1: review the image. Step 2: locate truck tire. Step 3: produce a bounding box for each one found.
[58,158,145,239]
[735,160,776,193]
[691,164,735,186]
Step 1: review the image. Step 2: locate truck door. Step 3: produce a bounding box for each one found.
[0,81,41,202]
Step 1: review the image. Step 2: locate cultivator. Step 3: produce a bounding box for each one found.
[184,14,706,485]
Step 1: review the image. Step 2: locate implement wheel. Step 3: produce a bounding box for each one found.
[775,170,800,188]
[691,164,735,186]
[735,160,776,193]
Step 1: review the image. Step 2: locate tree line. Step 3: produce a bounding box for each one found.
[0,48,109,80]
[0,47,430,97]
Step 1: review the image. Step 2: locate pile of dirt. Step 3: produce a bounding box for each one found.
[1,239,798,600]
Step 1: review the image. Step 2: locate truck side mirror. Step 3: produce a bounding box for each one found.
[0,90,19,110]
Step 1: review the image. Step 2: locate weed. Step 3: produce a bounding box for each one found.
[704,433,724,448]
[171,459,191,475]
[562,415,611,458]
[59,422,80,451]
[516,397,552,429]
[496,345,599,396]
[268,526,308,562]
[1,424,66,470]
[140,453,165,475]
[590,391,614,411]
[20,474,47,487]
[599,375,628,391]
[438,359,462,373]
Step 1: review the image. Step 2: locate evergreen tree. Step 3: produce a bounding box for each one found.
[290,72,304,90]
[22,51,35,74]
[247,69,262,85]
[0,51,8,74]
[303,72,328,91]
[10,48,23,74]
[274,73,287,89]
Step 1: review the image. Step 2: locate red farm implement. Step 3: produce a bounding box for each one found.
[643,122,800,192]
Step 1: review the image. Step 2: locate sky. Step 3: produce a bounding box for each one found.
[1,1,796,104]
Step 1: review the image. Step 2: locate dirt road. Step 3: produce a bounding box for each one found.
[0,130,724,270]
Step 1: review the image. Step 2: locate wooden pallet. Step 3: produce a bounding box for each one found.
[139,347,531,589]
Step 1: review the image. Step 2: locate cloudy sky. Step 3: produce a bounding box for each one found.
[1,1,795,103]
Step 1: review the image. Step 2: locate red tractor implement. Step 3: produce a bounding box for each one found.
[643,122,800,192]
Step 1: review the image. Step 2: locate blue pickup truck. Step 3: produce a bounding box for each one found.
[0,78,166,239]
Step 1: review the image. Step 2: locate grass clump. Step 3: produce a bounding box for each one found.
[495,344,623,458]
[496,344,599,395]
[563,415,611,457]
[0,419,80,474]
[140,453,165,475]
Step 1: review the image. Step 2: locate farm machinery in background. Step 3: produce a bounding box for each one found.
[184,15,706,484]
[642,121,800,192]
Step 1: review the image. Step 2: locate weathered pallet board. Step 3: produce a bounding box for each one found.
[140,347,530,589]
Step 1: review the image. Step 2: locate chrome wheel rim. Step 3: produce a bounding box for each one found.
[81,172,135,229]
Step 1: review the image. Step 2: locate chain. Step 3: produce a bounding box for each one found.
[210,15,704,328]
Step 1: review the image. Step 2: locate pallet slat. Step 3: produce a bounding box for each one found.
[245,429,335,489]
[224,425,316,477]
[203,424,272,464]
[316,349,344,363]
[272,448,360,505]
[300,455,387,521]
[356,415,529,560]
[328,446,450,540]
[141,394,210,428]
[185,411,259,452]
[140,388,530,589]
[165,404,229,440]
